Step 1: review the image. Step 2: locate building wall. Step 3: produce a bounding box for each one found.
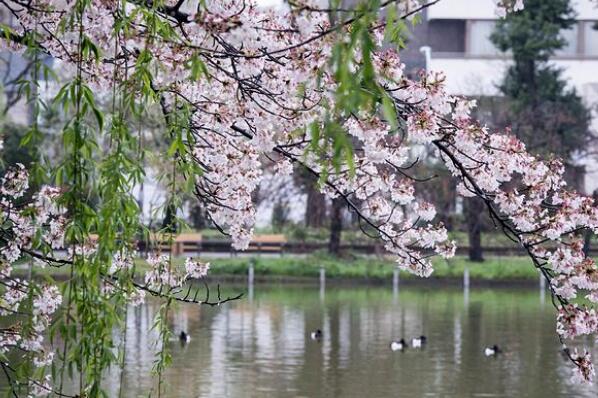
[427,0,598,20]
[428,58,598,96]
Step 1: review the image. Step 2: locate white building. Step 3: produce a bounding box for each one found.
[423,0,598,193]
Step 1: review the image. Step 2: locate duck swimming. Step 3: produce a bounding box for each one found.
[390,339,407,352]
[310,329,322,340]
[179,331,191,343]
[412,336,427,348]
[484,345,501,357]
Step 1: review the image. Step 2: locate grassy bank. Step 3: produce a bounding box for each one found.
[177,255,538,282]
[194,227,521,248]
[26,254,539,282]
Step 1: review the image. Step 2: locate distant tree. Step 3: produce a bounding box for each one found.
[271,200,290,233]
[188,200,208,230]
[464,198,485,262]
[328,196,344,255]
[491,0,592,168]
[0,123,37,171]
[295,170,327,228]
[584,189,598,255]
[161,202,179,233]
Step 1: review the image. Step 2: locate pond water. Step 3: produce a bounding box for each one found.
[9,284,598,397]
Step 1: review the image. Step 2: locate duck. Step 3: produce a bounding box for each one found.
[310,329,322,340]
[412,335,427,348]
[390,338,408,352]
[484,345,501,357]
[179,331,191,344]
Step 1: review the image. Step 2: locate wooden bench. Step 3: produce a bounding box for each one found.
[89,232,286,256]
[171,233,203,256]
[247,234,287,255]
[131,232,203,257]
[88,233,203,257]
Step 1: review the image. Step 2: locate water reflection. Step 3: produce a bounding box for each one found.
[10,285,598,397]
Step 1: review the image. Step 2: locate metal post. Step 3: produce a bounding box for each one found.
[463,266,470,289]
[463,266,470,307]
[539,272,546,305]
[248,281,254,302]
[463,284,470,307]
[539,272,546,290]
[248,261,254,286]
[393,267,400,295]
[420,46,431,73]
[248,259,255,301]
[319,267,326,300]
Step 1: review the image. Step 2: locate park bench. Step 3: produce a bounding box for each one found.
[88,233,203,257]
[150,233,203,257]
[171,233,203,256]
[246,234,287,255]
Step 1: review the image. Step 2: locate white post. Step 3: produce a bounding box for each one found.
[420,46,432,73]
[539,272,546,290]
[463,284,470,307]
[248,261,255,301]
[319,267,326,300]
[539,272,546,305]
[463,266,470,307]
[393,267,400,295]
[248,261,254,285]
[463,266,470,289]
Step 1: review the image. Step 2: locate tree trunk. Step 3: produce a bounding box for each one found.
[328,197,343,255]
[305,183,327,228]
[162,202,179,233]
[584,190,598,255]
[584,229,592,257]
[465,197,484,262]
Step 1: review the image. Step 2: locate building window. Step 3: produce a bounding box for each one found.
[428,19,466,55]
[468,20,501,56]
[555,25,578,57]
[583,22,598,56]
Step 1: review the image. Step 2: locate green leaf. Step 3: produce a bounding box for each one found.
[381,94,398,130]
[187,53,210,81]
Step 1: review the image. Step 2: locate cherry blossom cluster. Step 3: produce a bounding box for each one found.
[494,0,525,17]
[105,250,212,306]
[108,250,135,275]
[0,165,67,264]
[185,257,211,279]
[193,133,262,250]
[571,350,596,383]
[28,376,52,398]
[0,165,64,383]
[143,253,211,289]
[144,253,185,289]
